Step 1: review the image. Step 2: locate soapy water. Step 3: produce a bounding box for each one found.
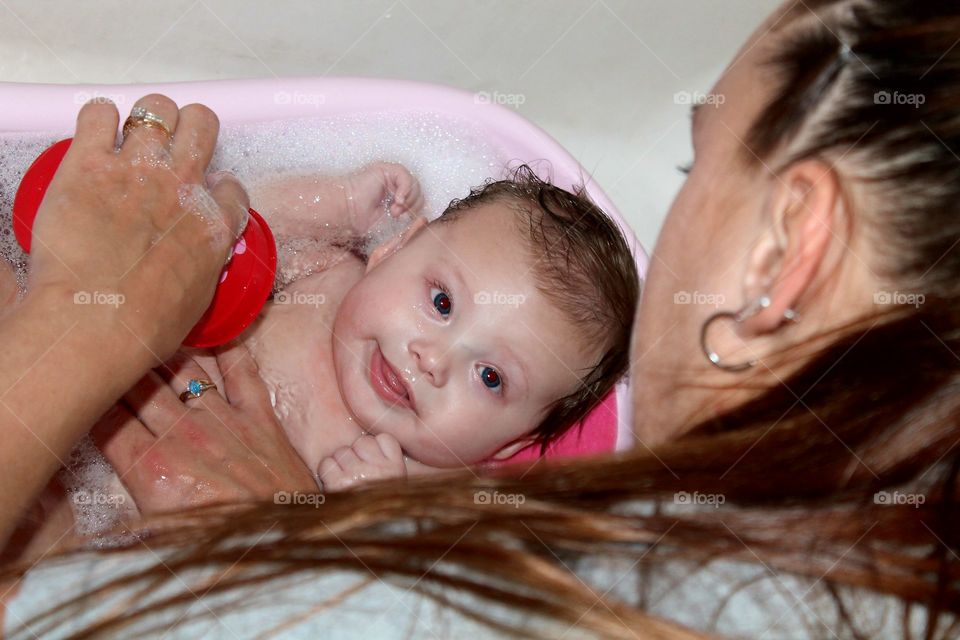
[57,436,138,547]
[0,111,506,541]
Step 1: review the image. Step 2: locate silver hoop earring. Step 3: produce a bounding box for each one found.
[700,296,799,372]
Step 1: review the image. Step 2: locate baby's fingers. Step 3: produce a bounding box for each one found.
[352,435,387,463]
[393,179,424,217]
[317,456,343,490]
[375,433,404,462]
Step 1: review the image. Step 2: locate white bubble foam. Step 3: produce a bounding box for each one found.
[57,435,136,545]
[0,134,53,298]
[211,111,500,242]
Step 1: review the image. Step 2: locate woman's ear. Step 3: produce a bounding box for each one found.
[489,436,539,461]
[365,215,430,273]
[739,160,843,335]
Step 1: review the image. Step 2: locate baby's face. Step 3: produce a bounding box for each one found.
[332,203,593,467]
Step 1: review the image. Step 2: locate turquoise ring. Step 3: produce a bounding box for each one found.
[179,378,217,402]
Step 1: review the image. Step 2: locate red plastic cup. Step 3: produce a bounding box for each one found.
[12,138,277,348]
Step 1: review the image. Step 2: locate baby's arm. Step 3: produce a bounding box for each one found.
[248,162,424,242]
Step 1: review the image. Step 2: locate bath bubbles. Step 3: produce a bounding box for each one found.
[57,435,137,546]
[210,111,501,233]
[0,109,507,544]
[0,133,58,298]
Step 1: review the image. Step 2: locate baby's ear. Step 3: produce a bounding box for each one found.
[366,215,430,272]
[489,436,538,461]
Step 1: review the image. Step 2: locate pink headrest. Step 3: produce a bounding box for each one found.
[501,386,623,463]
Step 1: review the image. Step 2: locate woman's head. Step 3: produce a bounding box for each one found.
[632,0,960,446]
[332,167,639,466]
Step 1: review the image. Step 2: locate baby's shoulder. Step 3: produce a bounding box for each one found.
[278,238,365,315]
[276,233,365,285]
[319,238,366,284]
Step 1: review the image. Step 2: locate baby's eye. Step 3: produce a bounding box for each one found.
[478,365,503,394]
[430,282,452,317]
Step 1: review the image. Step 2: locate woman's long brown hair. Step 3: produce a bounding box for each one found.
[6,1,960,638]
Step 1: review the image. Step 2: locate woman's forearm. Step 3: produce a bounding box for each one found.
[0,288,151,547]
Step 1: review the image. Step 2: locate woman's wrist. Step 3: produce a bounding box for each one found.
[0,286,158,546]
[21,283,158,386]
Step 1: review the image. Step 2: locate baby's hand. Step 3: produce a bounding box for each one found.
[345,162,425,234]
[318,433,407,492]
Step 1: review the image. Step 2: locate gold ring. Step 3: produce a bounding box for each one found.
[179,378,217,402]
[122,106,173,141]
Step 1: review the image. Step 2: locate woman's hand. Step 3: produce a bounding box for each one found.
[0,94,249,547]
[93,341,318,514]
[27,94,250,365]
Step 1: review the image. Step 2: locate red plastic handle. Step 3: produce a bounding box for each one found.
[12,138,276,347]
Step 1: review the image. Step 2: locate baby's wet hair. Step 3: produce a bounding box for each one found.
[434,165,640,454]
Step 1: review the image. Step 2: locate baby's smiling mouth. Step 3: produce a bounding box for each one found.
[371,343,417,412]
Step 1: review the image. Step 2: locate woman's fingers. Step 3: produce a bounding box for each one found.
[159,349,226,401]
[123,361,228,438]
[205,171,251,242]
[122,371,188,437]
[72,100,120,154]
[159,355,228,416]
[91,403,157,481]
[215,341,274,422]
[118,94,179,159]
[171,103,219,180]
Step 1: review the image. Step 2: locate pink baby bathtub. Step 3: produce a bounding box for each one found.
[0,77,647,461]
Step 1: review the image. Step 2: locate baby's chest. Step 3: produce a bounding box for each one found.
[283,251,367,454]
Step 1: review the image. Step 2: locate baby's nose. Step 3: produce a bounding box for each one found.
[410,342,446,385]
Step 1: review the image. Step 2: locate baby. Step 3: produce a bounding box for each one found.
[0,162,638,556]
[215,163,640,491]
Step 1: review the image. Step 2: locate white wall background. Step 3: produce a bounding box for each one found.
[0,0,781,253]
